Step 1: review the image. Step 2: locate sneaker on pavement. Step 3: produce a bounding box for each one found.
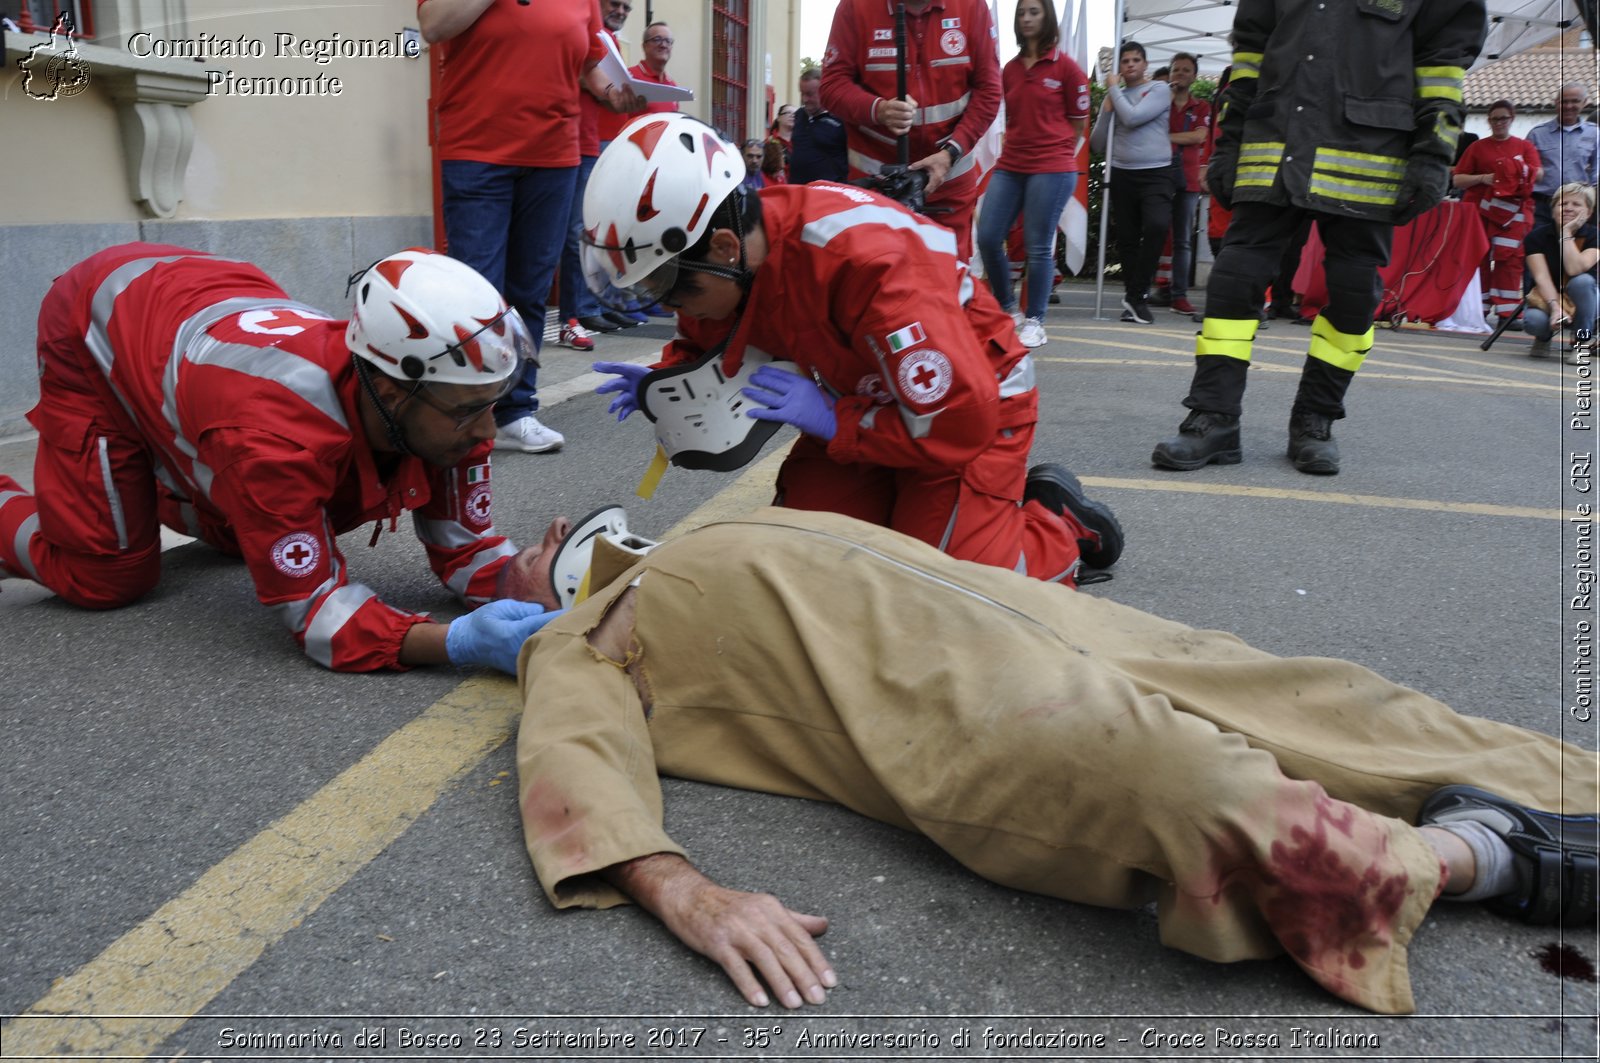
[557,318,596,352]
[494,415,564,453]
[1528,337,1551,359]
[579,314,620,333]
[1024,463,1124,570]
[1567,347,1590,366]
[1170,297,1197,315]
[1017,317,1047,348]
[1149,286,1172,308]
[1419,784,1598,926]
[1008,307,1025,329]
[1048,290,1061,305]
[603,310,641,329]
[1120,298,1154,324]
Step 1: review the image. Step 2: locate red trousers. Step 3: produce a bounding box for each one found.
[0,251,231,608]
[771,423,1085,585]
[1476,211,1531,319]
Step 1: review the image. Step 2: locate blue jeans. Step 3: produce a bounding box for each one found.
[976,169,1077,320]
[1169,191,1200,299]
[440,159,577,423]
[1524,273,1598,342]
[559,154,604,321]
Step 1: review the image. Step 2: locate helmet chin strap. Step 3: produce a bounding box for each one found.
[678,187,758,291]
[353,354,418,457]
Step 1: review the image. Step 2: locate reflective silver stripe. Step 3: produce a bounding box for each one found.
[413,512,491,551]
[96,435,130,551]
[935,500,959,552]
[10,512,40,579]
[850,145,890,171]
[999,354,1036,398]
[83,255,193,379]
[863,62,898,72]
[446,538,518,603]
[898,405,938,439]
[929,56,971,67]
[958,270,975,305]
[851,142,978,179]
[920,93,969,124]
[273,570,340,636]
[1491,236,1521,250]
[802,204,958,257]
[302,581,380,668]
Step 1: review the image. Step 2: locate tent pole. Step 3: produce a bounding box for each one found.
[1093,0,1126,320]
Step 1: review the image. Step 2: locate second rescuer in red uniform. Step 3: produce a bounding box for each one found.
[581,115,1121,584]
[820,0,1002,259]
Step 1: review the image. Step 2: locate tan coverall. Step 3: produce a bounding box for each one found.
[515,508,1596,1014]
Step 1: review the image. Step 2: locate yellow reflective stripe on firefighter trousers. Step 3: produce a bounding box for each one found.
[1195,317,1259,363]
[1308,315,1374,373]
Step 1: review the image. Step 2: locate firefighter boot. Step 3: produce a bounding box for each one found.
[1287,406,1340,475]
[1151,410,1242,471]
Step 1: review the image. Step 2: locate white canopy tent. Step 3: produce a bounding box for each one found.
[1112,0,1592,73]
[1086,0,1595,317]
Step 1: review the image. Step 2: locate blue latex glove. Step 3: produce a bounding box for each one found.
[593,361,652,422]
[741,365,837,441]
[446,599,566,675]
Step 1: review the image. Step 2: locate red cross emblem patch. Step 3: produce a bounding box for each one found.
[897,349,953,404]
[270,532,321,578]
[464,484,493,527]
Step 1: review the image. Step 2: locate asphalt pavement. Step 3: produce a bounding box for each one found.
[2,290,1596,1062]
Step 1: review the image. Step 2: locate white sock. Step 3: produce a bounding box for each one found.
[1435,820,1518,902]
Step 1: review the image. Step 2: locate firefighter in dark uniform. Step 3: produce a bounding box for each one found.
[1151,0,1486,475]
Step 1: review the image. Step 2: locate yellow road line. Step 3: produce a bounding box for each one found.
[0,450,788,1061]
[1082,475,1562,521]
[0,678,522,1059]
[1032,353,1564,393]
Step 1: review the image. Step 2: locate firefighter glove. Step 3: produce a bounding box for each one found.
[1391,158,1450,227]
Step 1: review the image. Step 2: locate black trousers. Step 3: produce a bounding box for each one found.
[1187,202,1394,419]
[1110,165,1175,303]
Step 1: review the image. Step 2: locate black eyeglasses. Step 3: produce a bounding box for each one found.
[408,386,506,430]
[645,35,673,45]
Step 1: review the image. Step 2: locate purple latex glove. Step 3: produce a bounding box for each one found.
[593,360,652,422]
[742,365,837,441]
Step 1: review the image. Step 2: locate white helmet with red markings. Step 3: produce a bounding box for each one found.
[582,114,746,303]
[347,248,535,384]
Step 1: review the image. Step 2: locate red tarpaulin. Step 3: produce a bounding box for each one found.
[1294,201,1491,325]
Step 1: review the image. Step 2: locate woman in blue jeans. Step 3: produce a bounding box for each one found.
[1524,182,1599,365]
[975,0,1090,349]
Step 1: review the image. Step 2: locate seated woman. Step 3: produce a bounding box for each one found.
[1524,181,1599,364]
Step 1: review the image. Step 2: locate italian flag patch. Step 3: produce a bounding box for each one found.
[886,322,927,353]
[467,463,490,484]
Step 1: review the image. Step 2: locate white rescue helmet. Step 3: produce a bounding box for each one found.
[582,114,745,303]
[347,248,535,385]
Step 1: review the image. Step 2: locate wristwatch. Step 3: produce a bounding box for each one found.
[942,141,963,166]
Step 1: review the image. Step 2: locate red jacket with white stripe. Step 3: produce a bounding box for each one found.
[660,185,1037,485]
[60,245,516,672]
[819,0,1001,211]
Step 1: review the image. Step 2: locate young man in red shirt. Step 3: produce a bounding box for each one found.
[420,0,640,453]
